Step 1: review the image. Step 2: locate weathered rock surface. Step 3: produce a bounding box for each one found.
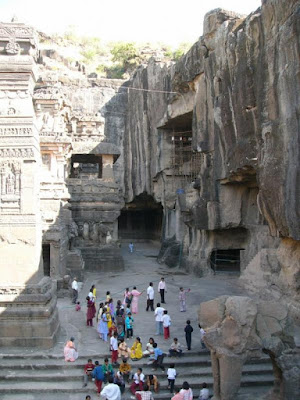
[198,295,297,400]
[118,0,300,309]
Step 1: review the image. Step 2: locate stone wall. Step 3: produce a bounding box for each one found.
[118,0,300,306]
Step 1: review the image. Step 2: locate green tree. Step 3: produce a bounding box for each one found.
[172,42,192,61]
[110,42,138,70]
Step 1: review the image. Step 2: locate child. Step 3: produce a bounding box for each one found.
[179,287,190,312]
[184,320,193,350]
[169,338,183,357]
[199,382,209,400]
[75,301,81,311]
[162,310,171,339]
[119,358,131,382]
[130,367,145,394]
[125,312,134,338]
[110,331,119,366]
[167,363,176,393]
[106,291,111,302]
[126,303,131,315]
[199,324,206,349]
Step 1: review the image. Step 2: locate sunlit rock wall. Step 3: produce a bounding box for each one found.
[120,0,300,307]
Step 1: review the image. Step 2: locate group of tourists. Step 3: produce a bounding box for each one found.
[82,355,210,400]
[67,276,208,399]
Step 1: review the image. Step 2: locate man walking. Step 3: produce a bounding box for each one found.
[146,282,154,311]
[158,277,166,304]
[71,277,78,304]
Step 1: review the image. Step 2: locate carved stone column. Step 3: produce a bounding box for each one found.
[0,23,59,348]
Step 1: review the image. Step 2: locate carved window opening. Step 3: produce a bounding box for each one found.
[70,154,102,179]
[159,111,203,190]
[210,249,242,274]
[42,244,51,276]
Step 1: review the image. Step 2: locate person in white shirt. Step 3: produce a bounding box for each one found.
[162,310,171,339]
[158,277,166,303]
[154,303,165,335]
[71,277,78,304]
[146,282,154,311]
[110,332,119,366]
[167,363,177,393]
[100,376,121,400]
[130,367,145,394]
[199,382,209,400]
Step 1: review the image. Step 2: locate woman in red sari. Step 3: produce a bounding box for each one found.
[86,296,95,326]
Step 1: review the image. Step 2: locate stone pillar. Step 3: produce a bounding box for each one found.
[102,154,114,180]
[0,23,59,348]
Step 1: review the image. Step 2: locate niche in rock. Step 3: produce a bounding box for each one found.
[118,193,163,240]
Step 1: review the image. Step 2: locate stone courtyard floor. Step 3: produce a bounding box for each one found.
[56,241,245,357]
[1,241,269,400]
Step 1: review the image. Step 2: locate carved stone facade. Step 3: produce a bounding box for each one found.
[0,22,59,348]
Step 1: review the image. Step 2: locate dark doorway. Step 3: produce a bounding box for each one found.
[118,193,163,240]
[210,249,242,273]
[42,244,51,276]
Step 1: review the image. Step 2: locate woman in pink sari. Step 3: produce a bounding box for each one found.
[131,286,143,314]
[64,337,78,362]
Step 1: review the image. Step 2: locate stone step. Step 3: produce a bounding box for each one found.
[0,354,271,370]
[0,385,274,400]
[0,363,273,381]
[0,349,268,360]
[0,373,274,393]
[1,349,209,360]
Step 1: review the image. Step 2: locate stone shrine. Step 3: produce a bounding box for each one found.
[0,23,59,347]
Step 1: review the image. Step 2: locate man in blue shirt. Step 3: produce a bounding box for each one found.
[151,343,165,371]
[92,360,105,394]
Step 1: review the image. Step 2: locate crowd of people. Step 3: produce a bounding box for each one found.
[67,277,208,400]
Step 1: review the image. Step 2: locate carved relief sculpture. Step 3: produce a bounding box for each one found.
[5,35,21,55]
[0,161,21,212]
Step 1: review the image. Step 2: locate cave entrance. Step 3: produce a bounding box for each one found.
[42,244,51,276]
[70,153,102,178]
[210,249,242,273]
[118,193,163,240]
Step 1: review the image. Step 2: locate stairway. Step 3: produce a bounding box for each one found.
[0,350,274,400]
[66,249,85,280]
[80,246,124,272]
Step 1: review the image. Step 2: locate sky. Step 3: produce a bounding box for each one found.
[0,0,261,46]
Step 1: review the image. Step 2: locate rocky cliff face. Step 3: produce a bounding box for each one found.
[119,0,300,307]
